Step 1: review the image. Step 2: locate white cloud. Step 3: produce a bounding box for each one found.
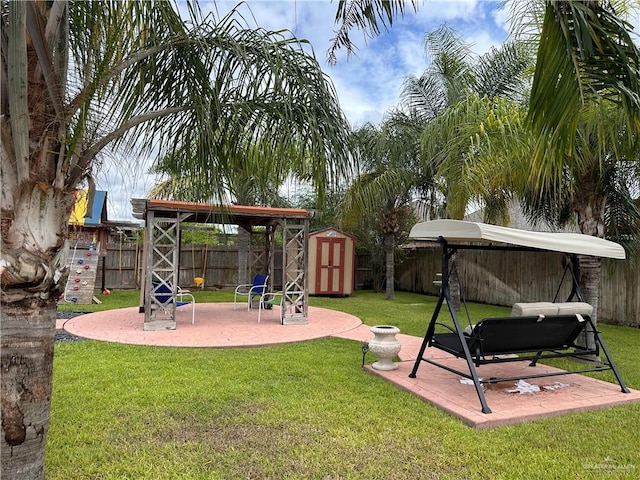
[95,154,157,224]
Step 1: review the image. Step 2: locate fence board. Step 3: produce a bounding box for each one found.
[396,247,639,326]
[90,242,637,326]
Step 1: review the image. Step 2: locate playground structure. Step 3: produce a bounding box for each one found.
[62,243,101,304]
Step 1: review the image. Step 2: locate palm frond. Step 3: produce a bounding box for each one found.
[528,1,640,189]
[472,41,533,101]
[67,2,352,207]
[327,0,419,64]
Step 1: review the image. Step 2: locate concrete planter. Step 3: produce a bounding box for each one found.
[369,325,401,370]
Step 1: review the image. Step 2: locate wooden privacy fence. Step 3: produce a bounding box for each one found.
[395,247,640,327]
[100,244,255,291]
[97,243,374,292]
[92,242,637,326]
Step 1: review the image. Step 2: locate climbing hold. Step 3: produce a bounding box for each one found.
[84,264,90,269]
[73,285,79,291]
[77,259,84,265]
[74,277,81,283]
[71,297,78,303]
[86,251,92,257]
[76,269,82,274]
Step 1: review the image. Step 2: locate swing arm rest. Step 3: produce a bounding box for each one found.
[433,322,473,339]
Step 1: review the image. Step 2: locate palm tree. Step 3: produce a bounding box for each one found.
[149,144,293,285]
[513,0,640,187]
[520,103,640,353]
[338,117,423,299]
[330,1,640,168]
[404,14,639,336]
[407,26,531,210]
[422,93,640,352]
[399,26,531,310]
[1,1,350,477]
[419,94,531,222]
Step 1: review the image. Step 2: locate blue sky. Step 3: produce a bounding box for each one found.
[209,0,510,126]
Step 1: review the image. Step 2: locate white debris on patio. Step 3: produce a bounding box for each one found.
[459,378,482,386]
[507,380,540,394]
[542,382,570,391]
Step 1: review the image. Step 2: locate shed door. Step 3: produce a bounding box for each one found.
[315,237,346,294]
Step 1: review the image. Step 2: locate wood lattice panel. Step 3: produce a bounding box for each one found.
[143,213,187,330]
[282,222,308,324]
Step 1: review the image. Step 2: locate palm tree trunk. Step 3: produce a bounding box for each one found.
[576,254,601,360]
[1,299,57,480]
[384,233,395,300]
[574,183,605,360]
[1,179,70,478]
[448,253,461,313]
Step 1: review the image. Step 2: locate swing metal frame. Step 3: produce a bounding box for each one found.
[406,220,630,414]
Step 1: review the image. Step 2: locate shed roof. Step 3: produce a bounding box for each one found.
[409,219,625,259]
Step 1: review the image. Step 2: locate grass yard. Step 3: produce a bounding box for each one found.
[50,290,640,479]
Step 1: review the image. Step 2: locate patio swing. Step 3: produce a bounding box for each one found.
[407,220,631,414]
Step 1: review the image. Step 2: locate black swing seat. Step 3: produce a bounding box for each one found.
[413,311,630,415]
[432,314,596,366]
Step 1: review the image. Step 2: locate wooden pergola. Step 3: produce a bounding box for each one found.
[131,199,310,330]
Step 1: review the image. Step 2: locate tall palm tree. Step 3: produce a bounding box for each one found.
[330,1,640,170]
[149,143,293,285]
[521,103,640,352]
[1,1,350,477]
[331,0,640,309]
[400,26,532,208]
[420,94,531,222]
[400,26,531,310]
[422,93,640,351]
[339,117,423,299]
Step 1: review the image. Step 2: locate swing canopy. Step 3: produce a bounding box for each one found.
[409,219,625,259]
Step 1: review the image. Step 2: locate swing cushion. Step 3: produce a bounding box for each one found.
[466,302,592,336]
[434,314,591,360]
[511,302,558,317]
[554,302,593,316]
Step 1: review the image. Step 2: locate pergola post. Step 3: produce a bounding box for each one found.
[143,212,188,331]
[281,219,308,325]
[249,225,274,291]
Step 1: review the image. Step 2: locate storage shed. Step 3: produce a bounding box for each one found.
[308,227,356,296]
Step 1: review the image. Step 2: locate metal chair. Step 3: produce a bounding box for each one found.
[258,290,283,323]
[151,280,196,324]
[233,274,269,310]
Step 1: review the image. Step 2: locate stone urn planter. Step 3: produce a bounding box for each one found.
[369,325,402,371]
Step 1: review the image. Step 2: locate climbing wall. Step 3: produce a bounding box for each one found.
[63,246,100,304]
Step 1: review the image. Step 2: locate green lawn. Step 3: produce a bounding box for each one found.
[49,290,640,479]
